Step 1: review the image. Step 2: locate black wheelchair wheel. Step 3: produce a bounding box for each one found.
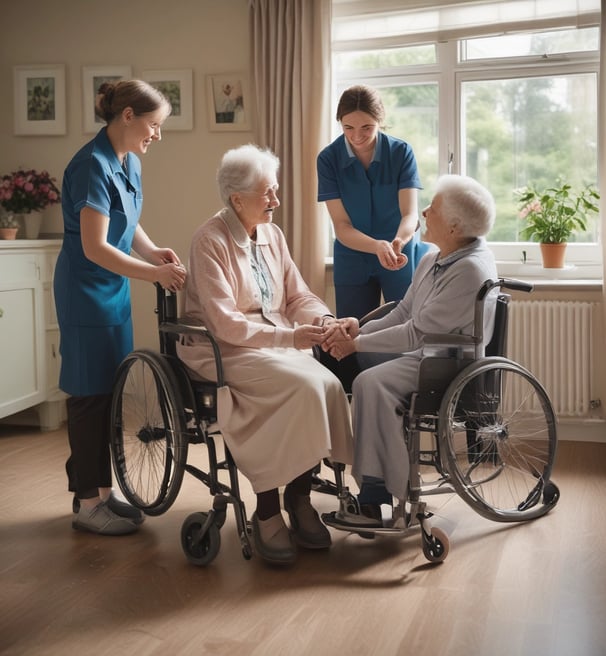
[181,512,221,566]
[438,357,558,522]
[110,349,188,516]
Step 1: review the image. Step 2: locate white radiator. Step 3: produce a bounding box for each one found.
[507,300,595,417]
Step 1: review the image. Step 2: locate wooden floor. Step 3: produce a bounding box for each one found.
[1,424,605,656]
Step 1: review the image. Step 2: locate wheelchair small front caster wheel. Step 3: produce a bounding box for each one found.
[543,481,560,506]
[341,492,360,516]
[422,526,449,563]
[181,512,221,566]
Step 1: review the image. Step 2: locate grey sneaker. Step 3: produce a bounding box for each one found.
[73,493,144,525]
[72,501,138,536]
[107,494,145,524]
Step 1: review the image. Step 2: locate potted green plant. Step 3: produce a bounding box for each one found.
[516,180,600,268]
[0,213,20,240]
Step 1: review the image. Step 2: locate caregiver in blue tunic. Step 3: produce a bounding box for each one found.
[317,84,430,320]
[54,80,187,536]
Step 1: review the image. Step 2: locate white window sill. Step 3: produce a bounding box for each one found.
[497,260,603,290]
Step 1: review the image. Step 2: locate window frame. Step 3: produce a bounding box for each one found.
[330,29,601,278]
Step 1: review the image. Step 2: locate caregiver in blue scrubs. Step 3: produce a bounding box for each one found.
[317,84,429,320]
[54,80,187,535]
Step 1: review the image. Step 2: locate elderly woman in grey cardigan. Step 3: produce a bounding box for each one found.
[322,174,498,526]
[177,144,353,564]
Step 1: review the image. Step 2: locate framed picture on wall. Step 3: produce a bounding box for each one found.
[206,73,251,132]
[141,69,193,131]
[13,65,66,135]
[82,65,132,133]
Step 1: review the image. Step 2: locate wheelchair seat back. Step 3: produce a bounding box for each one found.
[412,293,510,416]
[155,284,220,424]
[156,284,180,357]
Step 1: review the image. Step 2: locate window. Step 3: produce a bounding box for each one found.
[330,1,601,275]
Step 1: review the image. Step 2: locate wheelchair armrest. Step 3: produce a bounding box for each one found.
[423,333,478,346]
[422,333,478,359]
[359,301,398,327]
[159,321,225,387]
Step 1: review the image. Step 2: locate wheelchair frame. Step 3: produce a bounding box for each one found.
[322,277,560,561]
[109,284,253,565]
[109,278,559,566]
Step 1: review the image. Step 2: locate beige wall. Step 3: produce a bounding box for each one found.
[0,0,253,350]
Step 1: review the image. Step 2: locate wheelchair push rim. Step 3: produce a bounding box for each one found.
[438,357,559,522]
[110,349,189,516]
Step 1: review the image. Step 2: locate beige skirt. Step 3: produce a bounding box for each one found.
[177,342,353,493]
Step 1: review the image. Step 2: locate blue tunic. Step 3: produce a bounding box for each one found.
[317,132,427,296]
[54,128,143,395]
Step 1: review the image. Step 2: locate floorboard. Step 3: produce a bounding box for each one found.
[0,424,605,656]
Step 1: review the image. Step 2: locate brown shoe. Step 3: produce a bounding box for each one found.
[283,489,331,549]
[252,512,297,564]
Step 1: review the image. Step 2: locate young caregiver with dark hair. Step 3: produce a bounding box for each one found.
[317,84,428,321]
[317,84,429,390]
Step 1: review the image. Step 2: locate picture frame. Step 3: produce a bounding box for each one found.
[13,65,66,136]
[206,73,252,132]
[82,65,132,133]
[142,69,193,131]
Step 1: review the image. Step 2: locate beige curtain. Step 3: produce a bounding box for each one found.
[249,0,331,296]
[600,1,606,337]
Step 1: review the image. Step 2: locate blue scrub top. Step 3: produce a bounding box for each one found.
[317,132,422,285]
[54,127,143,395]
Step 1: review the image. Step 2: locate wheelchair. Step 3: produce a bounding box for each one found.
[109,284,252,565]
[321,277,560,562]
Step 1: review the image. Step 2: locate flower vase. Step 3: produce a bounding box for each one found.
[540,242,567,269]
[21,211,43,239]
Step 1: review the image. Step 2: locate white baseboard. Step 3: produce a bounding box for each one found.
[558,418,606,443]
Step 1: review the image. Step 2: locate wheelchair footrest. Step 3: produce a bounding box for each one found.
[321,509,419,537]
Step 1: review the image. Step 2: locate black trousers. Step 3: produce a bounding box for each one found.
[65,394,113,500]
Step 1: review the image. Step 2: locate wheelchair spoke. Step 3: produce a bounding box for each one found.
[110,350,188,514]
[439,358,558,522]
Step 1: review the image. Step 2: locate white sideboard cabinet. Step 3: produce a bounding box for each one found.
[0,239,66,430]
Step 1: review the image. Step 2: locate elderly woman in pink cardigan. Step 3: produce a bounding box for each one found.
[177,144,353,565]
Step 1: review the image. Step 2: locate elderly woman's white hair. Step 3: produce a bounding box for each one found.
[434,174,495,238]
[217,144,280,207]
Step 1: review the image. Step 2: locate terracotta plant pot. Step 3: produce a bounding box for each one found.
[0,227,19,240]
[540,242,567,268]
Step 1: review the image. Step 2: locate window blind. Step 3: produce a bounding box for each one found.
[333,0,600,50]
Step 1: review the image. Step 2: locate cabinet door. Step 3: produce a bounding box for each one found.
[0,283,45,418]
[45,329,62,398]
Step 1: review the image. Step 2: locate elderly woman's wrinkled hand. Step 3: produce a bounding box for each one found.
[294,324,326,350]
[320,317,360,360]
[328,338,356,361]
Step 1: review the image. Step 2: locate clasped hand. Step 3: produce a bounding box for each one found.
[376,238,408,271]
[154,248,187,292]
[293,317,359,359]
[320,317,360,360]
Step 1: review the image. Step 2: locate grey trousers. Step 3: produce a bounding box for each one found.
[351,353,420,501]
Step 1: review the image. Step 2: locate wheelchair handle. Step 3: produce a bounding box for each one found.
[473,277,533,356]
[476,277,533,301]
